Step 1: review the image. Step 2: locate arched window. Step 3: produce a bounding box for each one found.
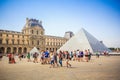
[18,47,22,53]
[0,47,5,53]
[7,47,11,53]
[13,47,17,53]
[24,47,27,53]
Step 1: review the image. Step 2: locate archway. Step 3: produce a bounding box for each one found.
[18,47,22,54]
[7,47,11,54]
[13,47,17,54]
[23,47,27,53]
[0,47,5,53]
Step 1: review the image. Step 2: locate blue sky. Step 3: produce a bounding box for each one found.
[0,0,120,47]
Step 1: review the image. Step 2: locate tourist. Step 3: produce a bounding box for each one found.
[44,50,50,64]
[76,50,80,61]
[54,51,59,67]
[11,53,16,64]
[84,50,89,62]
[8,53,16,64]
[88,49,92,61]
[80,51,84,62]
[96,51,100,58]
[73,51,76,61]
[40,50,45,64]
[33,52,39,63]
[27,52,31,62]
[49,51,55,68]
[58,51,63,67]
[7,53,12,63]
[65,51,71,68]
[70,51,73,60]
[18,53,22,61]
[63,51,66,60]
[103,51,107,56]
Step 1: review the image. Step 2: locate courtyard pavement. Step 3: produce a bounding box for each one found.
[0,55,120,80]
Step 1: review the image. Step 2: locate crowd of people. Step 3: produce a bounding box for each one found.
[0,49,108,68]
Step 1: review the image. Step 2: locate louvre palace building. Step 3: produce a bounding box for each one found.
[0,18,74,54]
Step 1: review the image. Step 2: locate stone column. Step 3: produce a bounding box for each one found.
[11,47,13,53]
[4,47,7,54]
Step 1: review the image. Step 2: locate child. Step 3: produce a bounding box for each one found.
[49,51,55,68]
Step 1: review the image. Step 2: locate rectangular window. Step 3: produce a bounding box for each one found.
[0,34,2,37]
[47,42,49,46]
[22,40,24,44]
[27,40,29,45]
[0,39,2,44]
[32,41,34,45]
[17,40,19,44]
[12,35,14,38]
[7,34,8,37]
[12,40,14,44]
[37,41,39,45]
[6,40,8,44]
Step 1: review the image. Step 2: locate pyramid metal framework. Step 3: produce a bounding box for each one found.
[58,28,111,53]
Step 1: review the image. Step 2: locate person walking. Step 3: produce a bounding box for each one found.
[33,52,39,63]
[11,53,16,64]
[58,51,63,67]
[80,51,84,62]
[27,52,31,62]
[40,50,45,64]
[84,50,89,62]
[49,51,55,68]
[54,52,59,67]
[7,53,12,63]
[44,50,50,64]
[88,49,92,61]
[65,51,71,68]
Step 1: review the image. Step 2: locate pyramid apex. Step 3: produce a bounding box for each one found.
[80,28,86,31]
[75,28,86,36]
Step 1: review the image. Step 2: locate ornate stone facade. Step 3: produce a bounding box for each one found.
[0,18,68,54]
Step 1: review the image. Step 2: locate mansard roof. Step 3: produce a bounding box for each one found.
[0,29,21,34]
[24,18,44,29]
